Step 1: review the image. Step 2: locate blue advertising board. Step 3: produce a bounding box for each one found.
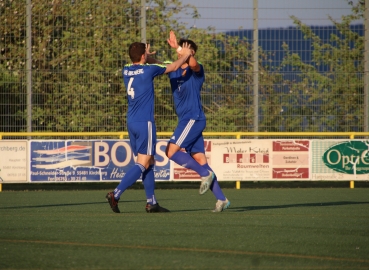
[30,140,170,182]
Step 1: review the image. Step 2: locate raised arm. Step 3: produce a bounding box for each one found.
[167,30,201,73]
[186,52,201,73]
[164,43,192,74]
[167,30,180,50]
[145,43,164,64]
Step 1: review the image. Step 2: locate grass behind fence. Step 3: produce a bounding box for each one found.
[0,187,368,269]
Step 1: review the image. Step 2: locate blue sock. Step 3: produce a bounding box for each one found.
[142,165,157,205]
[202,164,226,201]
[114,163,145,200]
[170,151,209,177]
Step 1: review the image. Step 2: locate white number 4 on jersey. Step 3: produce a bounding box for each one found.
[127,77,134,99]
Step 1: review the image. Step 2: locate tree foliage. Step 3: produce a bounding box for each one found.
[279,0,365,132]
[0,0,364,133]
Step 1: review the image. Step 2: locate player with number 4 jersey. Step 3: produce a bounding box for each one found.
[124,64,164,124]
[106,41,192,213]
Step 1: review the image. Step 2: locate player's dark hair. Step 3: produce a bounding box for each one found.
[129,42,146,63]
[179,39,198,52]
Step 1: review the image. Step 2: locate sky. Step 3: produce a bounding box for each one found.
[176,0,363,31]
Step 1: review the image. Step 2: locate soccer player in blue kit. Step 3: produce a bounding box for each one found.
[106,42,192,213]
[166,31,230,212]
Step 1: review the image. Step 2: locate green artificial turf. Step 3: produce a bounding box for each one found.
[0,188,368,269]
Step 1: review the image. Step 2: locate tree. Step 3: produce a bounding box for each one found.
[279,0,365,132]
[0,0,28,132]
[2,0,362,133]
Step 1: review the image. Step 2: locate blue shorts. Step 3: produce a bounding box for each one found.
[169,119,206,153]
[127,121,156,156]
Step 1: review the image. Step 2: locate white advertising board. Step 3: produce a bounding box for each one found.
[174,139,310,181]
[0,141,28,182]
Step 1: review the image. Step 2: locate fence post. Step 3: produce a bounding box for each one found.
[236,181,241,189]
[236,133,242,189]
[364,0,369,132]
[350,133,355,189]
[26,0,32,133]
[141,0,146,44]
[253,0,259,133]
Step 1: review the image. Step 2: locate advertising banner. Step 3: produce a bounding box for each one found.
[311,140,369,180]
[30,140,170,182]
[2,138,368,183]
[209,139,310,181]
[172,141,212,181]
[0,140,28,182]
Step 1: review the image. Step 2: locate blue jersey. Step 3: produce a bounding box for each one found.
[123,63,166,123]
[167,64,206,121]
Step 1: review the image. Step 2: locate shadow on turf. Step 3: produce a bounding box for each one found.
[0,200,143,210]
[232,201,369,212]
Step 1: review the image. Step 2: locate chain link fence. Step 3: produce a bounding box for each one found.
[0,0,366,134]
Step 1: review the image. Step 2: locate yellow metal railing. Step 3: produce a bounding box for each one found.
[2,131,369,138]
[2,131,369,191]
[0,132,129,140]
